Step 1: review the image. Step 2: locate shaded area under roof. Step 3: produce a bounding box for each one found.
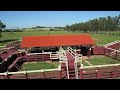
[20,34,95,48]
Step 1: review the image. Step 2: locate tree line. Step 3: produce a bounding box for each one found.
[64,15,120,33]
[31,26,64,29]
[1,15,120,37]
[0,20,6,37]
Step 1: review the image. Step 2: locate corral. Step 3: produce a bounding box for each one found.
[0,34,120,79]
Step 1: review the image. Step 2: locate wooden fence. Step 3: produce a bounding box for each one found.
[78,64,120,79]
[0,66,62,79]
[6,40,21,49]
[104,47,120,60]
[1,63,120,79]
[25,52,59,62]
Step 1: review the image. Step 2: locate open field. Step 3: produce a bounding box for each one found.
[0,31,120,46]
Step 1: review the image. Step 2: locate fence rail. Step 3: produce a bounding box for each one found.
[67,46,82,79]
[0,47,14,51]
[25,52,59,62]
[82,63,120,69]
[103,40,120,47]
[78,63,120,79]
[104,47,120,60]
[59,47,69,79]
[0,46,6,48]
[0,66,61,79]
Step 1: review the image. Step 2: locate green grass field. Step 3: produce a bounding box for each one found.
[0,31,120,46]
[22,61,59,71]
[89,57,120,65]
[83,56,120,66]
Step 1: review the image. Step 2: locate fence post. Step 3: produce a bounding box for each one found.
[36,54,37,62]
[87,51,90,59]
[26,56,29,63]
[58,65,61,79]
[112,66,117,79]
[79,64,83,79]
[97,67,100,79]
[25,71,28,79]
[80,69,83,79]
[108,49,110,56]
[115,51,117,59]
[5,72,9,79]
[50,53,51,60]
[41,69,45,79]
[104,48,106,55]
[50,53,52,61]
[58,70,61,79]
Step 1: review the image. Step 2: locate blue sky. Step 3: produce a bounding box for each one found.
[0,11,120,29]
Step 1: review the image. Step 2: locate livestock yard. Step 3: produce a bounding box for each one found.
[0,31,120,79]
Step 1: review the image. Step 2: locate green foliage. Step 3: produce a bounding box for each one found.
[91,33,120,45]
[64,15,120,32]
[0,20,6,38]
[49,29,54,31]
[0,32,2,38]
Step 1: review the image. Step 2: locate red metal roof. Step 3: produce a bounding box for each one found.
[21,34,95,48]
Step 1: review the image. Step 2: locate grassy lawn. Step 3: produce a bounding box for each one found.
[82,60,90,66]
[22,61,59,71]
[0,31,76,40]
[91,34,120,45]
[0,31,76,46]
[0,31,120,46]
[88,56,120,65]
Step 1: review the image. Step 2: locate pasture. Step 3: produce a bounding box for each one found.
[0,31,120,46]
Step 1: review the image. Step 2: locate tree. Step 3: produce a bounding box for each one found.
[64,15,120,33]
[0,20,6,37]
[118,15,120,31]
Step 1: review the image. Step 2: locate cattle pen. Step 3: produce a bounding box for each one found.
[0,34,120,79]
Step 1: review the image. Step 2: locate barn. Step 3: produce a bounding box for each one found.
[21,34,95,56]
